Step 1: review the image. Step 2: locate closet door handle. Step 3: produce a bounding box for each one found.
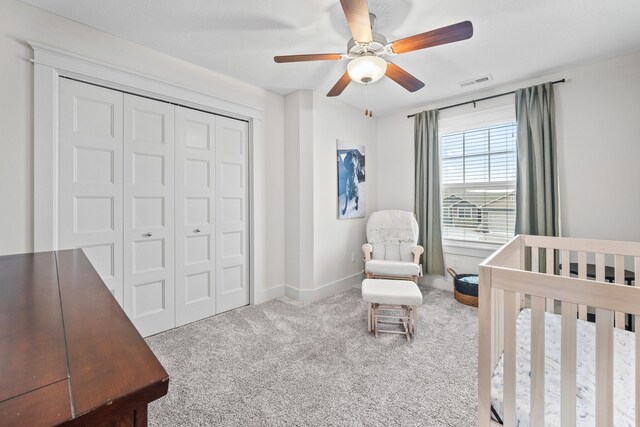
[144,232,153,237]
[194,228,201,233]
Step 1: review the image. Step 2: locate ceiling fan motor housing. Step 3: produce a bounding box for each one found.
[347,32,388,57]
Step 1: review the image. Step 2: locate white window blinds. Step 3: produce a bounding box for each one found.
[440,122,517,244]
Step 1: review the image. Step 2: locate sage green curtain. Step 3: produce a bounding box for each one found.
[515,82,559,237]
[414,110,445,275]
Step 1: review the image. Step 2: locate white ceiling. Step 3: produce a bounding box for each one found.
[21,0,640,116]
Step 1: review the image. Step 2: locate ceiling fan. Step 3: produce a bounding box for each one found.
[274,0,473,98]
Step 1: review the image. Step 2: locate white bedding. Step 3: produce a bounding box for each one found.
[491,309,636,426]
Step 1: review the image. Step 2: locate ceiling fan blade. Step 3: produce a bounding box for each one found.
[327,71,352,97]
[339,0,372,43]
[390,21,473,54]
[274,53,343,63]
[385,63,425,92]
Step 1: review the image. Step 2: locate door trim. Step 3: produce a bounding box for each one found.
[31,42,258,306]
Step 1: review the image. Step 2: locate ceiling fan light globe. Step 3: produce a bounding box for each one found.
[347,55,387,84]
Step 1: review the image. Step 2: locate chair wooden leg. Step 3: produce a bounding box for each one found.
[374,313,378,338]
[403,306,410,341]
[411,306,417,336]
[374,305,379,338]
[367,303,372,332]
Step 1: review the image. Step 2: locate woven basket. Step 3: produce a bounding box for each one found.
[454,288,478,307]
[448,268,479,307]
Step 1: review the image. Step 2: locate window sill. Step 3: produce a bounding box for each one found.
[443,239,503,258]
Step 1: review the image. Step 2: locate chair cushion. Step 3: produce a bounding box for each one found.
[365,259,420,277]
[367,210,418,262]
[371,243,387,260]
[361,279,423,306]
[372,242,415,262]
[399,242,414,262]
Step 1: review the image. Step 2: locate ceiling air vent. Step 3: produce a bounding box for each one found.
[459,75,493,88]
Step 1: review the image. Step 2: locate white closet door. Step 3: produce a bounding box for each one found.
[216,116,249,313]
[123,94,175,337]
[58,79,124,305]
[175,107,216,326]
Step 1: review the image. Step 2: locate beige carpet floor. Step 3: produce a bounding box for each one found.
[146,285,478,426]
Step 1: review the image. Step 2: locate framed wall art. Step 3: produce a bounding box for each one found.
[336,140,365,219]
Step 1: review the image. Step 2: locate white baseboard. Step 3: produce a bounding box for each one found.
[260,273,450,303]
[283,284,299,300]
[420,274,454,292]
[254,284,285,304]
[284,272,363,301]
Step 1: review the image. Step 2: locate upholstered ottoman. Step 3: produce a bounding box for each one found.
[361,278,423,341]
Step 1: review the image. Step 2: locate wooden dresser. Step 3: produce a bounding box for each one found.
[0,250,169,426]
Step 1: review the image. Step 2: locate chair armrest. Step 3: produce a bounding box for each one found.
[362,244,373,262]
[412,245,424,264]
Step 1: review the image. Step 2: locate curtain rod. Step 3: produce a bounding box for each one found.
[406,79,566,119]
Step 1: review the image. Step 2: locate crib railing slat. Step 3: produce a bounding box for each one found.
[595,308,614,427]
[531,246,539,273]
[519,241,526,309]
[478,266,492,427]
[530,296,546,426]
[493,288,504,372]
[503,291,518,427]
[561,301,577,427]
[635,256,639,427]
[561,250,571,278]
[545,248,555,312]
[595,253,605,283]
[614,254,625,329]
[578,251,588,320]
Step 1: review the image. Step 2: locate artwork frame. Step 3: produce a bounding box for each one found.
[336,140,365,219]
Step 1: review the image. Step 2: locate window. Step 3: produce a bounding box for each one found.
[440,122,517,245]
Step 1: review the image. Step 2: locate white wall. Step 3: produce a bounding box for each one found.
[0,0,285,298]
[283,91,316,292]
[378,52,640,287]
[283,92,302,290]
[312,92,378,293]
[283,90,378,299]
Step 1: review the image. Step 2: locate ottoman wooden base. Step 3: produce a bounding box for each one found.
[362,278,423,341]
[368,303,417,341]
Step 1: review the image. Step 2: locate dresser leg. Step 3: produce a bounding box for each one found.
[134,405,148,427]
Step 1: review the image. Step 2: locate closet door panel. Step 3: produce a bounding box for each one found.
[216,116,249,313]
[124,94,175,337]
[175,107,216,326]
[58,79,124,305]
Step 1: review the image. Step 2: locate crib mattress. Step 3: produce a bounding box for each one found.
[491,308,636,426]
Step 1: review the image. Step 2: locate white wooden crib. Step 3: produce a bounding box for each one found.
[478,235,640,427]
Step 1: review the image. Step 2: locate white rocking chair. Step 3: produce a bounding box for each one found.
[362,210,424,283]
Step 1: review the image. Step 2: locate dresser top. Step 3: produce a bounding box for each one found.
[0,250,169,426]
